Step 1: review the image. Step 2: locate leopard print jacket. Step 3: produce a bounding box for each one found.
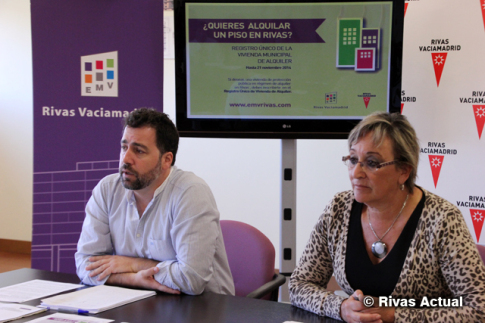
[289,189,485,322]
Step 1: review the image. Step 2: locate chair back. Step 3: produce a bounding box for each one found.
[477,244,485,264]
[220,220,276,299]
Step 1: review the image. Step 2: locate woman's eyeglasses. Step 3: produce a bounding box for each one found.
[342,155,399,173]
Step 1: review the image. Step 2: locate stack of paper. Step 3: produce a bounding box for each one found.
[40,285,156,314]
[0,303,46,323]
[0,280,82,303]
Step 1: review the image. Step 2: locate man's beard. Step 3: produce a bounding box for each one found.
[119,158,162,190]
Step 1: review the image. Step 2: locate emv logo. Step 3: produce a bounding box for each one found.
[81,51,118,97]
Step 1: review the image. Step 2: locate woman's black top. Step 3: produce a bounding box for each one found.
[345,190,425,296]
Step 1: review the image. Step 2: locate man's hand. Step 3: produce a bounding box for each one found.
[107,267,181,294]
[87,255,159,281]
[132,267,180,294]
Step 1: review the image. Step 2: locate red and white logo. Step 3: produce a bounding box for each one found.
[431,53,447,87]
[473,105,485,139]
[471,209,485,242]
[428,155,444,188]
[405,3,409,17]
[363,97,370,108]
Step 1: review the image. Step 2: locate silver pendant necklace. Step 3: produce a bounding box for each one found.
[368,194,409,259]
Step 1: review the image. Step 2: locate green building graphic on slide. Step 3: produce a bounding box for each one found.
[337,18,380,71]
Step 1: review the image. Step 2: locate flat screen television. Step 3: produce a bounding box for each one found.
[174,0,404,139]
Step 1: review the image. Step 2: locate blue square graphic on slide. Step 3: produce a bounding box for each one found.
[107,70,114,79]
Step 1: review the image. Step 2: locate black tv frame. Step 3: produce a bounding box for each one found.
[174,0,404,139]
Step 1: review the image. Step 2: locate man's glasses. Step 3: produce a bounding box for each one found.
[342,155,399,173]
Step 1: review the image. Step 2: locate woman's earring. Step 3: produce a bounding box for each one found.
[400,184,405,191]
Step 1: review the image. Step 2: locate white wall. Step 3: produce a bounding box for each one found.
[0,0,33,242]
[0,0,357,264]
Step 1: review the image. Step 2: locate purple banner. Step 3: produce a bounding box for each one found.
[189,19,325,43]
[31,0,164,274]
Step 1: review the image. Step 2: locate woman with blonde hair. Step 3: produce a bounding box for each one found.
[289,112,485,323]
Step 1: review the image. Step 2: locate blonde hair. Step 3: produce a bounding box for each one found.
[348,112,419,192]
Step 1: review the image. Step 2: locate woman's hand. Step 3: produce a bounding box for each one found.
[361,306,395,323]
[340,290,382,323]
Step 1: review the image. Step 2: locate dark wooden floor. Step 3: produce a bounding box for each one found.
[0,251,31,273]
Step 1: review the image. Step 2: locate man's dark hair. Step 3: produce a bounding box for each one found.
[123,108,179,165]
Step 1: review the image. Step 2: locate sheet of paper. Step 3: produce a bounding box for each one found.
[0,280,82,303]
[334,290,349,298]
[25,313,113,323]
[41,285,156,313]
[0,303,46,323]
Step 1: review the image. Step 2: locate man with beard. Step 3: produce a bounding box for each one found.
[75,108,235,296]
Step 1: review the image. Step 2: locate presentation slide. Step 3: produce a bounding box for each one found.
[185,2,393,119]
